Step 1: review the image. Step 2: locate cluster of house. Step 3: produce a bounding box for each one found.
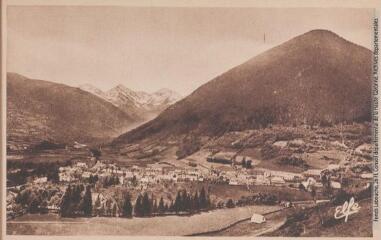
[56,158,355,193]
[58,161,208,190]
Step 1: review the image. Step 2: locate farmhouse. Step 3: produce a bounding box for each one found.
[271,176,286,185]
[33,177,48,184]
[302,169,322,179]
[268,170,303,181]
[251,213,266,223]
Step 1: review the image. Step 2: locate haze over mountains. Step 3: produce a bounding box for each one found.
[7,73,141,150]
[114,30,372,145]
[80,84,182,121]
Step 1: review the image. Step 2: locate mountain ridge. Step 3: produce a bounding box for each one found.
[79,83,182,120]
[114,29,372,145]
[7,72,140,150]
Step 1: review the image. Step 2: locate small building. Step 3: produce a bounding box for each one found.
[360,173,373,179]
[251,213,266,223]
[273,141,288,148]
[76,162,88,168]
[271,176,286,185]
[301,177,317,191]
[303,169,322,179]
[327,164,340,171]
[229,180,239,185]
[34,177,48,184]
[73,141,87,149]
[330,181,341,189]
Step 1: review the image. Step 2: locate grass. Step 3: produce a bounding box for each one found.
[7,205,281,235]
[265,198,372,237]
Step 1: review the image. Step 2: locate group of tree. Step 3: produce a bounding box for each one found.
[7,161,70,186]
[171,187,211,213]
[60,184,92,217]
[241,158,252,169]
[176,135,202,159]
[134,192,153,217]
[235,193,278,206]
[88,174,99,184]
[14,186,61,214]
[100,175,119,187]
[89,148,102,160]
[133,187,211,217]
[93,195,119,217]
[277,156,309,170]
[122,193,133,217]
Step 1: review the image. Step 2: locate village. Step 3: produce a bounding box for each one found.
[6,142,372,221]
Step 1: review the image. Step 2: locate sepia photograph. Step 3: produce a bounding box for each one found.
[3,0,380,237]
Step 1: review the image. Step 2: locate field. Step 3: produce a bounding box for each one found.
[101,181,316,208]
[203,208,290,236]
[264,198,373,237]
[7,205,282,235]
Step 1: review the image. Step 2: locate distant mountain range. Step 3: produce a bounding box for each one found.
[114,30,372,145]
[6,73,142,150]
[79,84,182,121]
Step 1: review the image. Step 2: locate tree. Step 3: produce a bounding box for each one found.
[310,186,317,204]
[193,191,200,211]
[112,203,117,217]
[122,193,133,218]
[94,194,101,216]
[29,197,40,213]
[169,200,174,212]
[185,192,192,212]
[199,187,207,209]
[142,192,152,216]
[47,167,59,183]
[60,185,72,217]
[158,197,165,214]
[134,195,143,217]
[105,199,112,216]
[90,148,102,160]
[82,185,92,216]
[226,199,235,208]
[164,203,169,212]
[321,171,332,197]
[246,160,252,169]
[174,191,182,213]
[71,185,82,206]
[152,199,158,214]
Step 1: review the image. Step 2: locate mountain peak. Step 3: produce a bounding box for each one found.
[293,29,355,48]
[115,30,371,144]
[304,29,339,36]
[110,84,133,93]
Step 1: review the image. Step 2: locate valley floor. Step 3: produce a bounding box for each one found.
[7,205,281,236]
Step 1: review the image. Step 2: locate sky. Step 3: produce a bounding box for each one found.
[7,6,374,95]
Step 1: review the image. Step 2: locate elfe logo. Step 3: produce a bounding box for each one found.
[334,197,361,223]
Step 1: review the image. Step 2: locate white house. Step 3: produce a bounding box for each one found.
[360,173,373,179]
[330,181,341,189]
[34,177,48,184]
[327,164,340,171]
[251,213,266,223]
[271,176,286,185]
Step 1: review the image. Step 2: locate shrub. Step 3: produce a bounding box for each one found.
[226,199,235,208]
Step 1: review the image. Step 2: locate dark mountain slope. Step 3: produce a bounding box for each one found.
[7,73,139,149]
[114,29,372,144]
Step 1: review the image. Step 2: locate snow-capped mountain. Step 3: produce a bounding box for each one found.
[148,88,182,106]
[79,83,182,121]
[79,84,108,100]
